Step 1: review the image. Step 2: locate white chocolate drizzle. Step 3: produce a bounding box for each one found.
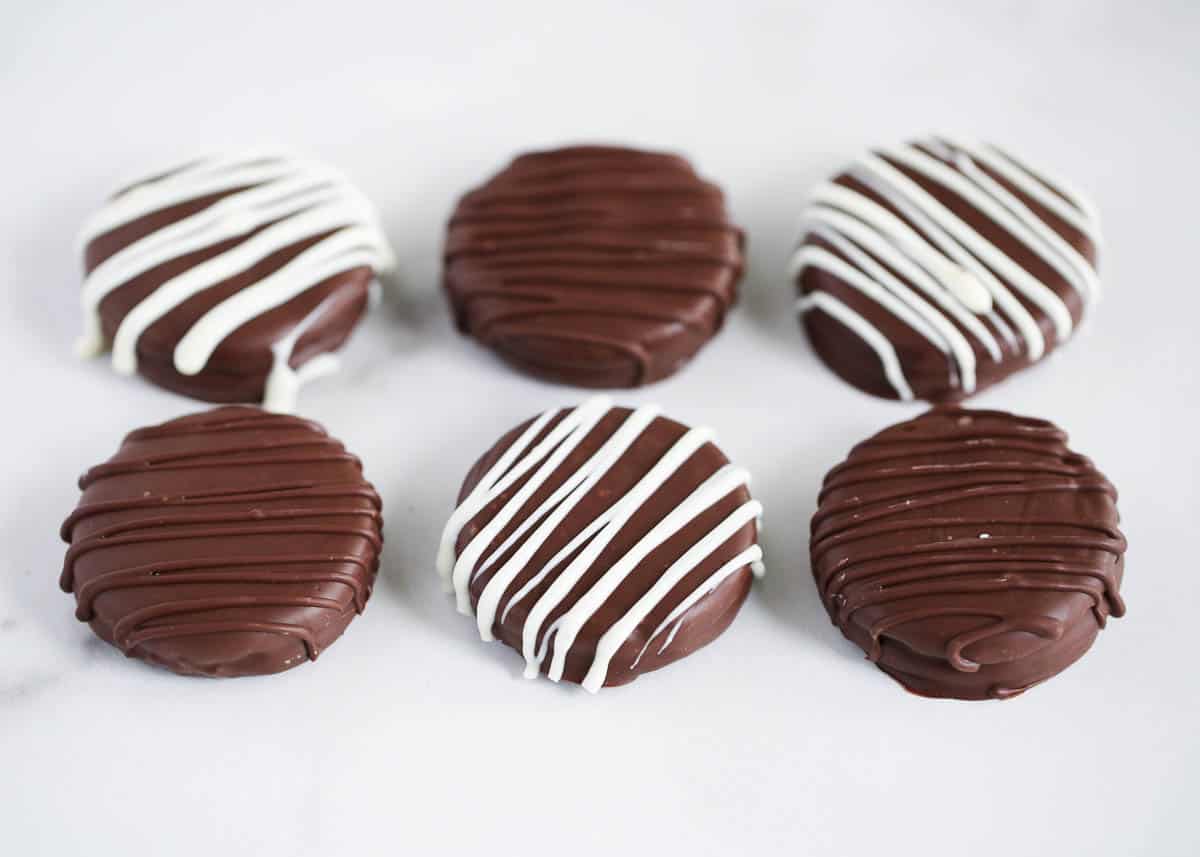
[792,138,1101,399]
[76,149,395,412]
[436,397,764,693]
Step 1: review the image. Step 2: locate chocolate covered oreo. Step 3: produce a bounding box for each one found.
[792,138,1100,401]
[444,145,745,387]
[810,407,1126,699]
[76,150,394,411]
[60,406,383,677]
[437,397,763,691]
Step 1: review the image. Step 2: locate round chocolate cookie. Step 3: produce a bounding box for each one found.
[76,149,395,412]
[60,406,383,677]
[810,408,1126,700]
[437,397,763,691]
[443,145,745,387]
[791,137,1101,401]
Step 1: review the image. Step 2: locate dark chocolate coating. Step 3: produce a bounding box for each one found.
[453,406,758,687]
[85,177,374,404]
[444,146,745,387]
[797,139,1098,402]
[60,406,383,677]
[810,408,1125,699]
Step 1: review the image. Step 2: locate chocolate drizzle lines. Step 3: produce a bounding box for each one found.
[76,150,394,411]
[810,407,1126,699]
[77,439,354,487]
[60,406,382,674]
[792,137,1101,402]
[444,146,745,386]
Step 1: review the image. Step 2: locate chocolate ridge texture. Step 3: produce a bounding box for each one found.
[60,406,383,677]
[810,407,1125,699]
[444,145,745,387]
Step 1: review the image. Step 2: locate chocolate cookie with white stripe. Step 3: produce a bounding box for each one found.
[77,150,394,412]
[437,397,763,691]
[810,408,1126,699]
[792,138,1101,401]
[60,406,383,677]
[443,145,745,387]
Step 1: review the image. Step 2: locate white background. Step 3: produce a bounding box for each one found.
[1,2,1197,855]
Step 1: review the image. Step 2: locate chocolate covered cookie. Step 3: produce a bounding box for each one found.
[444,145,745,387]
[437,397,763,691]
[60,406,383,677]
[792,137,1101,401]
[76,150,394,411]
[810,408,1126,699]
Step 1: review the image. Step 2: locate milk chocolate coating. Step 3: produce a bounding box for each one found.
[810,408,1125,699]
[796,139,1099,402]
[444,146,745,387]
[453,407,758,687]
[60,407,383,677]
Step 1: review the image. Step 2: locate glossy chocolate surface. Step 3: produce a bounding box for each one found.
[810,407,1125,699]
[60,406,383,677]
[444,146,744,387]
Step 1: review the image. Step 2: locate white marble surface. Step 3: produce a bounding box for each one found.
[2,2,1197,854]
